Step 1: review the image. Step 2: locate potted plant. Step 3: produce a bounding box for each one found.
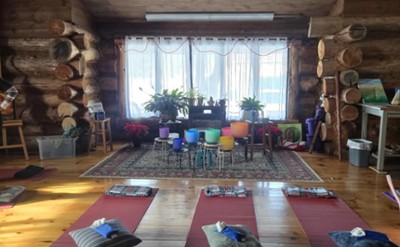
[197,92,206,106]
[239,95,265,121]
[144,88,188,122]
[124,123,149,148]
[185,88,199,106]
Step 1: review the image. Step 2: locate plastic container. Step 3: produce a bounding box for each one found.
[347,139,372,167]
[205,128,221,143]
[219,136,234,151]
[230,122,248,138]
[36,136,77,160]
[159,127,169,139]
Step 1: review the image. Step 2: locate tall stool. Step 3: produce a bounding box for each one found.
[88,118,113,154]
[152,137,171,160]
[0,119,29,160]
[202,142,220,170]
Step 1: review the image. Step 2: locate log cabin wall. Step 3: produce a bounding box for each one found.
[309,0,400,156]
[3,0,399,154]
[0,0,98,152]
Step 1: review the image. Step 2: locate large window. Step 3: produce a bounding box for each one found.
[124,36,288,120]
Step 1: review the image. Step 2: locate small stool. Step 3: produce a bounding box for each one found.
[88,118,113,154]
[203,142,220,170]
[167,148,189,169]
[217,147,234,171]
[152,137,171,160]
[1,120,29,160]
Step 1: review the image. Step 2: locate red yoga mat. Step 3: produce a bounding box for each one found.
[51,188,158,247]
[0,168,57,181]
[185,190,258,247]
[285,195,369,247]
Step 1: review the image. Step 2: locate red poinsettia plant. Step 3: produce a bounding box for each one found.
[124,123,149,138]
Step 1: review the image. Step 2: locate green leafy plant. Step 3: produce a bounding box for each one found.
[144,88,188,121]
[185,88,199,106]
[239,96,264,112]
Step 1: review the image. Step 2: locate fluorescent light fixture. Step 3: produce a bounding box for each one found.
[145,12,274,22]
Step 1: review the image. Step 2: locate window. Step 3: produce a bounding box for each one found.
[124,36,288,120]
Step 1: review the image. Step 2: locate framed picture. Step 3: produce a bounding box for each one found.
[357,79,388,103]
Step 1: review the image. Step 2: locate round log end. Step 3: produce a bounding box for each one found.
[335,24,367,43]
[336,47,363,68]
[49,19,66,36]
[339,69,359,86]
[55,63,75,81]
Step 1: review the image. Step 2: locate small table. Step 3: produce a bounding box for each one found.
[167,148,189,169]
[360,103,400,171]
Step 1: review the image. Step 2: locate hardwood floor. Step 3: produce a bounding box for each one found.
[0,142,399,247]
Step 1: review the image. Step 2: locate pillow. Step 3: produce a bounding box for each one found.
[202,224,262,247]
[329,231,398,247]
[69,219,142,247]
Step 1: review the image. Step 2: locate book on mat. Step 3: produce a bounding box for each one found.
[106,184,152,197]
[204,185,247,197]
[282,186,336,198]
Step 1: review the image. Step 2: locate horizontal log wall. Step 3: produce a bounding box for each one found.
[309,4,400,156]
[0,0,97,152]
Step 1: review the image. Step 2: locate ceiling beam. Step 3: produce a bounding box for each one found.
[308,16,400,38]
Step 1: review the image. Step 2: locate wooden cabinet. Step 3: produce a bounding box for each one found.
[188,106,226,128]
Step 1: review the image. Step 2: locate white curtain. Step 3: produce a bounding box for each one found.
[125,36,287,119]
[125,36,190,118]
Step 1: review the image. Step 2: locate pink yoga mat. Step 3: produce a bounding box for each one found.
[51,188,158,247]
[285,195,369,247]
[185,190,258,247]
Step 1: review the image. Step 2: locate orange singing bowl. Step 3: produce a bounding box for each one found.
[230,122,248,138]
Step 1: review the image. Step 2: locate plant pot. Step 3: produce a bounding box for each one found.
[188,98,196,106]
[197,97,204,106]
[131,136,142,148]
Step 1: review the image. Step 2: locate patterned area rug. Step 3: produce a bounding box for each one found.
[81,144,322,182]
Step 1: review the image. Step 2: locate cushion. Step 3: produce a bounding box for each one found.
[202,224,262,247]
[69,219,142,247]
[329,231,398,247]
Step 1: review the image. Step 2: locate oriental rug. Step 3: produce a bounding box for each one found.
[185,190,258,247]
[51,188,158,247]
[81,144,322,182]
[285,194,369,247]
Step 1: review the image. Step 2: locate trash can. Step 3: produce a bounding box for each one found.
[347,139,373,167]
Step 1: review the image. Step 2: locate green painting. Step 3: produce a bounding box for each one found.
[357,79,388,103]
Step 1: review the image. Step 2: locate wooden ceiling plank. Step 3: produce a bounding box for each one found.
[340,0,400,17]
[308,16,400,38]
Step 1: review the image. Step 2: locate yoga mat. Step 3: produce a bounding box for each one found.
[51,188,158,247]
[0,168,57,181]
[185,190,258,247]
[285,195,369,247]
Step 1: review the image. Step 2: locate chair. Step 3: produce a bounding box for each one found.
[88,118,113,154]
[0,119,29,160]
[263,120,281,158]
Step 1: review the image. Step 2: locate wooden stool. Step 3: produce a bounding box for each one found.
[88,118,113,154]
[1,120,29,160]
